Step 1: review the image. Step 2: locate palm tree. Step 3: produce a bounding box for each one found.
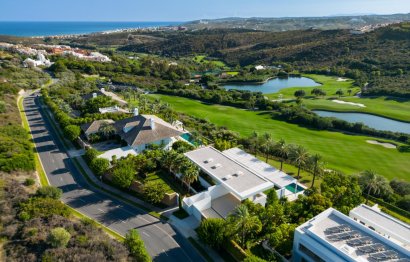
[272,139,289,171]
[160,151,184,179]
[248,131,259,155]
[228,205,261,248]
[308,153,324,188]
[289,145,309,181]
[181,160,199,193]
[359,170,389,204]
[98,122,116,139]
[260,133,274,163]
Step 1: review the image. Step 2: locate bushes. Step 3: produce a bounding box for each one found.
[36,186,63,199]
[63,125,81,141]
[197,218,226,248]
[125,229,151,262]
[89,158,109,177]
[47,227,71,248]
[142,181,166,204]
[111,161,135,189]
[19,197,71,221]
[84,148,100,163]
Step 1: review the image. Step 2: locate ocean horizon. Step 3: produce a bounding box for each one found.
[0,21,182,37]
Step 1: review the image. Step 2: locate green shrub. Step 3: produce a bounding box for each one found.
[84,148,99,163]
[36,186,62,199]
[19,197,70,220]
[111,162,135,189]
[47,227,71,248]
[197,218,226,248]
[90,157,110,176]
[244,255,268,262]
[125,229,151,262]
[63,125,81,141]
[24,178,36,186]
[142,181,166,204]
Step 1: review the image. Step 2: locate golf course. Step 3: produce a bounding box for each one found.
[151,94,410,181]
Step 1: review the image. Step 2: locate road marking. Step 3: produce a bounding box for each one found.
[78,199,86,203]
[97,208,104,213]
[121,220,126,223]
[142,231,150,237]
[162,249,168,256]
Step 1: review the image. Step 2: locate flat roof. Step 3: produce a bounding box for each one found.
[223,147,296,188]
[202,193,241,219]
[350,204,410,248]
[184,147,273,200]
[98,146,137,161]
[298,208,410,261]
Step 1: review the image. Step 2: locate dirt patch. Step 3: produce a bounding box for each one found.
[366,140,397,149]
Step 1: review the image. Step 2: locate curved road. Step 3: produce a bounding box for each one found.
[23,92,204,262]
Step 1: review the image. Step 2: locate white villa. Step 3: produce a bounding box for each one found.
[292,205,410,262]
[182,146,305,221]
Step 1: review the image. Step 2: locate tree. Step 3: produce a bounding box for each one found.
[160,150,184,179]
[125,229,151,262]
[311,88,326,97]
[359,170,390,204]
[289,145,309,181]
[90,158,110,176]
[47,227,71,248]
[63,125,81,141]
[111,163,135,189]
[181,160,199,192]
[84,148,99,163]
[197,218,226,249]
[98,122,116,139]
[294,90,306,99]
[308,154,324,188]
[260,133,274,163]
[248,131,259,155]
[142,181,166,204]
[244,255,267,262]
[272,139,289,171]
[389,179,410,197]
[226,205,262,248]
[36,186,62,199]
[336,89,344,98]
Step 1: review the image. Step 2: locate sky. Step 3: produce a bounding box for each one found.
[1,0,410,22]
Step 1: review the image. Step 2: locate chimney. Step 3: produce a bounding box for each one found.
[150,118,155,130]
[92,92,97,98]
[133,108,139,116]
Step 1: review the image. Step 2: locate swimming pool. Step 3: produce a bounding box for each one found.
[180,133,201,145]
[285,183,304,193]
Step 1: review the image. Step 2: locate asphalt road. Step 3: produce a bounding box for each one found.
[23,92,204,262]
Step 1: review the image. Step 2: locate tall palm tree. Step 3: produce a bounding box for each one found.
[181,160,199,193]
[98,122,116,139]
[228,205,261,248]
[160,151,184,179]
[273,139,289,171]
[261,133,274,163]
[289,145,309,181]
[248,131,259,155]
[308,153,324,188]
[359,170,388,204]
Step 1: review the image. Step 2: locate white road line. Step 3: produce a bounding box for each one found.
[78,199,86,203]
[162,249,168,256]
[142,231,150,237]
[97,208,104,213]
[121,220,126,223]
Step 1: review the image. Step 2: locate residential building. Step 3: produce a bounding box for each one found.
[182,146,305,221]
[80,119,115,140]
[113,110,184,152]
[99,105,129,114]
[349,204,410,250]
[292,207,410,262]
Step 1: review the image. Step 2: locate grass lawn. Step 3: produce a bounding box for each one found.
[226,71,239,76]
[265,74,410,122]
[150,94,410,181]
[193,55,227,68]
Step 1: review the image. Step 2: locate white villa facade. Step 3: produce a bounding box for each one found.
[182,146,305,221]
[292,206,410,262]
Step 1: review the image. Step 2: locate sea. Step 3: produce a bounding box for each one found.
[0,21,182,37]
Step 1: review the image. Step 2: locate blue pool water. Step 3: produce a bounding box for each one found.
[223,77,321,94]
[285,183,304,193]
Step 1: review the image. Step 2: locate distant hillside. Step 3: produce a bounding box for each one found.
[184,13,410,31]
[120,23,410,97]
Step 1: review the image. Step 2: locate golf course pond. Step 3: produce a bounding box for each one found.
[222,77,321,94]
[313,110,410,134]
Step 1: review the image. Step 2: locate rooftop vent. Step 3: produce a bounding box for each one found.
[233,171,243,177]
[222,175,232,181]
[211,163,222,169]
[204,158,214,164]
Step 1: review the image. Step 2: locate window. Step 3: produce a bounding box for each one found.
[299,244,326,262]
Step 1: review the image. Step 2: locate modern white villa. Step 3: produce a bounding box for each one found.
[292,205,410,262]
[182,146,305,221]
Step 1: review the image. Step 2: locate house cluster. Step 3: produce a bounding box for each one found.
[81,107,187,161]
[293,204,410,262]
[182,146,306,221]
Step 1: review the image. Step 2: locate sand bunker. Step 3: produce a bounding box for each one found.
[332,100,366,108]
[337,77,349,82]
[366,140,397,149]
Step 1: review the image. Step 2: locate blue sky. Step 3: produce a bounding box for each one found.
[1,0,410,21]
